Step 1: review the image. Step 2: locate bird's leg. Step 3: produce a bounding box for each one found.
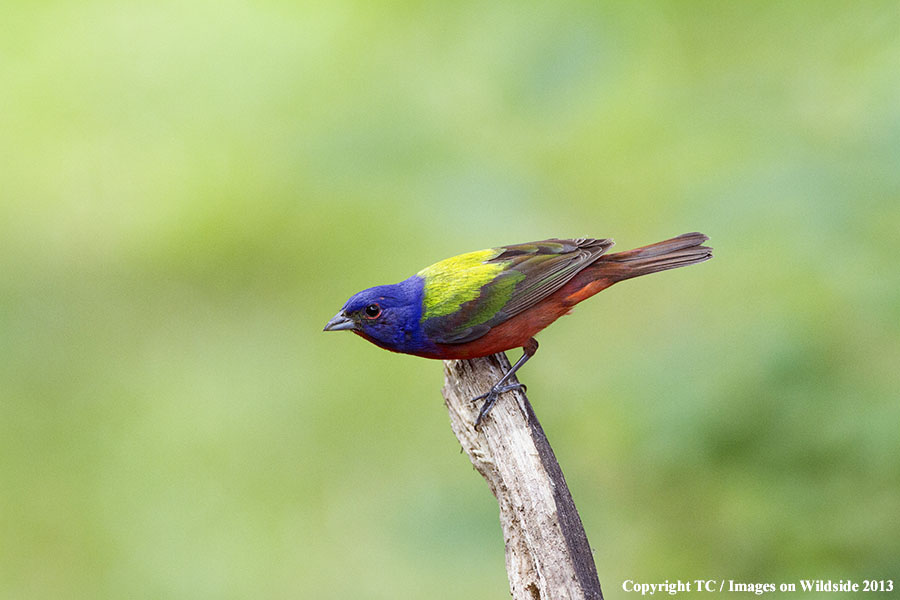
[473,338,539,429]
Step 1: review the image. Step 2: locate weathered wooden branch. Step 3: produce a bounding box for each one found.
[442,353,603,600]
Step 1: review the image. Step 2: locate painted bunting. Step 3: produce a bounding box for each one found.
[325,232,712,427]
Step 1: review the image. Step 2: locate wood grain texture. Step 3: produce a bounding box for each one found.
[442,353,603,600]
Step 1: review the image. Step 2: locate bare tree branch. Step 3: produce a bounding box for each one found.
[442,353,603,600]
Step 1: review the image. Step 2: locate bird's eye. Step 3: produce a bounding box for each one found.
[364,304,381,319]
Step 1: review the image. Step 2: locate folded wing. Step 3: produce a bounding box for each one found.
[423,238,613,344]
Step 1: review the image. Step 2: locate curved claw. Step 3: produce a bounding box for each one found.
[470,391,490,404]
[473,392,498,429]
[495,383,524,395]
[472,383,526,429]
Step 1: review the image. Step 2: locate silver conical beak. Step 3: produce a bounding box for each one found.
[323,312,356,332]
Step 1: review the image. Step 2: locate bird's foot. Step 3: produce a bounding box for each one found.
[472,383,526,429]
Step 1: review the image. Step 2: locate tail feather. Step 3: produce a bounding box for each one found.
[596,232,712,280]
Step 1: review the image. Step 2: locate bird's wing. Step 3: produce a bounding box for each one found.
[420,238,614,344]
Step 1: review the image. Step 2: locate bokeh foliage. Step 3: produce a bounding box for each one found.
[2,1,898,598]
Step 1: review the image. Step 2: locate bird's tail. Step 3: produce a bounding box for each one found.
[598,232,712,281]
[560,232,711,306]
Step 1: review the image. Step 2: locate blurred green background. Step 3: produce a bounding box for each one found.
[2,1,899,598]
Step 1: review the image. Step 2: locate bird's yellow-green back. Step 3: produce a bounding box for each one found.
[417,249,507,320]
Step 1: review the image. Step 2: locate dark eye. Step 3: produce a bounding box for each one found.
[364,304,381,319]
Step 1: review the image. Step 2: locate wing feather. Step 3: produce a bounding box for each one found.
[423,238,613,344]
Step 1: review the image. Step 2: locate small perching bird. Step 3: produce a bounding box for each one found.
[324,232,712,427]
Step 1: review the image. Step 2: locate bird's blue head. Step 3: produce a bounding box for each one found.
[323,276,433,355]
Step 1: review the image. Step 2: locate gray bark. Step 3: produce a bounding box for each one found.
[442,353,603,600]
